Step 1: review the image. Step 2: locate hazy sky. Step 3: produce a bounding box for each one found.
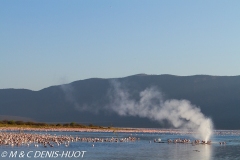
[1,0,240,90]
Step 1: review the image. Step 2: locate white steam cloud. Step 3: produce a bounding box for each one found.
[108,81,213,141]
[60,80,213,141]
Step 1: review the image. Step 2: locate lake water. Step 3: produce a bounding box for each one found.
[1,130,240,160]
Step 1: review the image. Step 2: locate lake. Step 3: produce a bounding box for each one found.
[0,130,240,160]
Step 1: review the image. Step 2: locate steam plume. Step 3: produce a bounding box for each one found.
[108,81,213,141]
[60,80,213,141]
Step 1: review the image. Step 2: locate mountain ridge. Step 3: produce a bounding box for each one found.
[1,74,240,129]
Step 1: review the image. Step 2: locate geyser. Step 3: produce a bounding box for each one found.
[108,81,213,141]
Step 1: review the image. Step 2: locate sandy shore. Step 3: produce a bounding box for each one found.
[0,126,196,134]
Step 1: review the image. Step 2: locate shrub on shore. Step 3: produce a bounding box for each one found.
[0,120,102,129]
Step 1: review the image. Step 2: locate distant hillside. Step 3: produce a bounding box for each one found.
[0,74,240,129]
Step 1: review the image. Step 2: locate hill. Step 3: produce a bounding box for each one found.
[0,74,240,129]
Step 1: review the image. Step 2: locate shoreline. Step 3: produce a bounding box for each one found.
[0,126,199,134]
[1,127,240,135]
[0,126,169,133]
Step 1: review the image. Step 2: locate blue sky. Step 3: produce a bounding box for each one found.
[1,0,240,90]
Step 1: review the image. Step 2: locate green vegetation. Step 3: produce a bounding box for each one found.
[0,120,105,129]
